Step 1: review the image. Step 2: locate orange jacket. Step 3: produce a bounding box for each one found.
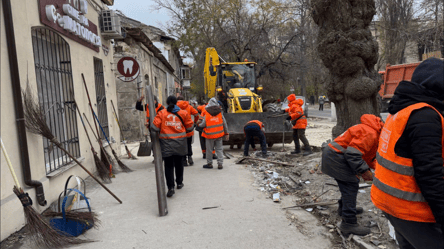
[202,112,225,139]
[290,99,307,129]
[371,103,443,223]
[146,103,164,121]
[177,100,199,137]
[328,114,384,170]
[197,104,206,114]
[244,120,264,135]
[152,108,194,157]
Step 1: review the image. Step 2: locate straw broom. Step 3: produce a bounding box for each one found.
[22,88,122,204]
[74,102,111,183]
[110,99,137,160]
[92,109,133,172]
[1,138,90,248]
[82,113,117,177]
[43,209,101,229]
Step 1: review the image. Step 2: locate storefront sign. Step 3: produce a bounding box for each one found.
[117,57,140,82]
[38,0,100,52]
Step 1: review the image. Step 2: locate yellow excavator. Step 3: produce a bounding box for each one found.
[204,47,292,148]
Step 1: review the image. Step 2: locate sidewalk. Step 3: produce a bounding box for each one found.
[10,134,331,249]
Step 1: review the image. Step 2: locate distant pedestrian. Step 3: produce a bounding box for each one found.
[371,58,444,249]
[197,98,229,169]
[152,96,194,197]
[319,96,325,111]
[310,95,315,106]
[243,120,267,157]
[322,114,384,236]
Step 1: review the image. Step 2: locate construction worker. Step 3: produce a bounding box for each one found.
[288,98,313,156]
[197,102,217,159]
[135,95,164,129]
[177,96,199,166]
[152,96,194,198]
[322,114,384,236]
[243,120,267,157]
[371,58,444,248]
[197,98,229,169]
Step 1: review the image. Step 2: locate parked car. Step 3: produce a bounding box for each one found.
[281,96,309,118]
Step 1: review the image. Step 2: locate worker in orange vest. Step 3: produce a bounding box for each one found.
[288,98,312,155]
[322,114,384,236]
[196,102,217,159]
[152,96,194,197]
[177,96,199,166]
[135,95,164,129]
[371,58,444,248]
[197,98,228,169]
[243,120,267,157]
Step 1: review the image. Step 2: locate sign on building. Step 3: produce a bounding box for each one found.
[117,57,140,82]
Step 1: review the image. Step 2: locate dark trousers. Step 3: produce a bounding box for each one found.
[336,178,359,224]
[244,128,267,156]
[293,129,310,151]
[199,130,206,153]
[383,212,443,249]
[319,104,324,111]
[187,137,193,156]
[163,155,184,190]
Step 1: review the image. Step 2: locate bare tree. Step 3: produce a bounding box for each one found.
[311,0,381,138]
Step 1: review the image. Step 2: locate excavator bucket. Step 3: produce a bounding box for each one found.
[223,112,293,148]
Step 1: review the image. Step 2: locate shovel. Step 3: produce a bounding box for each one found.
[137,135,152,157]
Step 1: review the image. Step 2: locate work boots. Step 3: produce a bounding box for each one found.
[339,221,371,236]
[303,147,313,156]
[291,149,301,154]
[187,156,194,166]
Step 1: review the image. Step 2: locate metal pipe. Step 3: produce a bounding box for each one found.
[146,85,168,216]
[2,0,46,206]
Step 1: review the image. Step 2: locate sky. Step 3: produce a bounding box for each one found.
[111,0,171,29]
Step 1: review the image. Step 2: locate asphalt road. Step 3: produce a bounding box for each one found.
[308,107,389,121]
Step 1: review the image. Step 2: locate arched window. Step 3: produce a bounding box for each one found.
[31,27,80,174]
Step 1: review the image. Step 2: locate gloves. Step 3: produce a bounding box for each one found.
[224,134,229,141]
[361,170,373,181]
[282,110,286,114]
[286,116,291,121]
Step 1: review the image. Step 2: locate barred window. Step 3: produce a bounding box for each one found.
[94,58,109,140]
[31,27,80,174]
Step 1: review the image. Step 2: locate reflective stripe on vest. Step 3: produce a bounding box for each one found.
[329,141,345,153]
[159,132,187,139]
[203,113,224,139]
[371,102,444,223]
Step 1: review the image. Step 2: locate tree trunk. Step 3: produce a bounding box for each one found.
[311,0,381,138]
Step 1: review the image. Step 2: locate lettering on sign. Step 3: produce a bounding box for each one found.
[39,0,100,52]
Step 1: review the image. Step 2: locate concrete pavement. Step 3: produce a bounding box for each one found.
[14,133,331,249]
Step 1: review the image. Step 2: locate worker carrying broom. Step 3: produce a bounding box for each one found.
[177,96,199,166]
[321,114,384,236]
[243,120,267,157]
[371,58,444,249]
[135,95,164,129]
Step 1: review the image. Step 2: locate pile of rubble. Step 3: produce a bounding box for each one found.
[235,149,399,249]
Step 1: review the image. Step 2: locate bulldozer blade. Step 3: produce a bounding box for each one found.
[223,112,293,147]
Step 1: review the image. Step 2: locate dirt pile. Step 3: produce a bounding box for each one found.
[236,150,398,249]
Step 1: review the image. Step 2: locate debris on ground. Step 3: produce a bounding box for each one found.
[232,131,398,249]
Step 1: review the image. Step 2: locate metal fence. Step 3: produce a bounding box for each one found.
[94,58,109,140]
[31,27,80,174]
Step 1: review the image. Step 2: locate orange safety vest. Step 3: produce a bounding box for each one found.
[290,103,307,129]
[177,101,199,137]
[153,109,188,140]
[146,103,164,121]
[371,103,444,223]
[202,112,225,139]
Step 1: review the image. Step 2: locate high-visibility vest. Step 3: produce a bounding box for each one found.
[290,104,307,129]
[371,103,444,223]
[146,103,164,121]
[244,120,264,133]
[202,112,225,139]
[154,109,188,140]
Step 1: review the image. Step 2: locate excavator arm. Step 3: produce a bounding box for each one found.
[204,47,221,99]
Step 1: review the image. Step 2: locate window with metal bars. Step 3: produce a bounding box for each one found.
[93,58,109,140]
[31,27,80,174]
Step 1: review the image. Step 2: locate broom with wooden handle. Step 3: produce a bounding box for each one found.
[92,109,132,172]
[1,137,90,247]
[110,99,137,159]
[22,89,122,204]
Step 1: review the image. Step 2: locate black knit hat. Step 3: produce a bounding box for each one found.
[411,58,444,100]
[166,96,177,105]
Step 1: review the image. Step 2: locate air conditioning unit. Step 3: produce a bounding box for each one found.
[100,10,123,39]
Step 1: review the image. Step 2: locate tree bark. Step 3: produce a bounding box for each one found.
[311,0,381,138]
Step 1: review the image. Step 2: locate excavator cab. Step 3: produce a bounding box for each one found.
[219,64,256,93]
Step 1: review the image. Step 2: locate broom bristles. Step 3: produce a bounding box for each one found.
[93,153,112,183]
[43,210,101,229]
[125,145,137,160]
[13,187,91,248]
[111,149,133,172]
[101,149,117,175]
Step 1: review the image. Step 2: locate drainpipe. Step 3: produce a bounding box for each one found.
[2,0,47,206]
